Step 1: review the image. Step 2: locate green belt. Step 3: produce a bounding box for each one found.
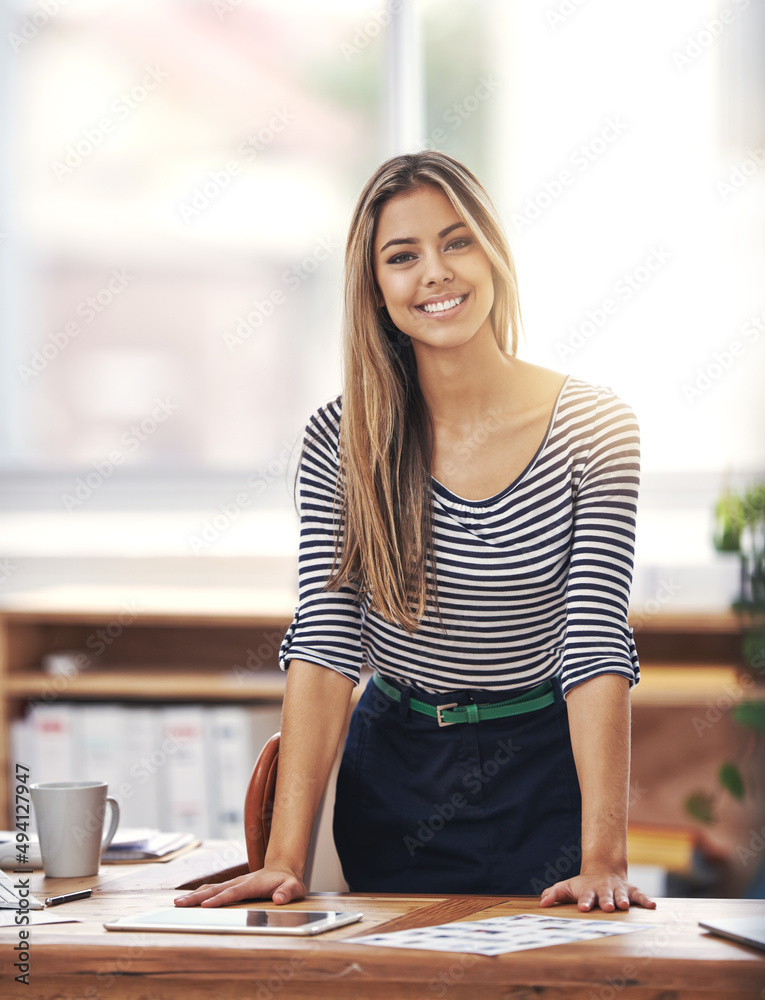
[372,671,555,727]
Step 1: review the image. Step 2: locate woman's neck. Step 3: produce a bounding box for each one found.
[412,326,518,429]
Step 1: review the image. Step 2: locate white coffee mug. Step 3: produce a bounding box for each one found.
[30,781,120,878]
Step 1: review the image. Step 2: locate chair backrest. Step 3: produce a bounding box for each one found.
[243,731,280,872]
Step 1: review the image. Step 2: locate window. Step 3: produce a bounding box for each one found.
[1,0,762,609]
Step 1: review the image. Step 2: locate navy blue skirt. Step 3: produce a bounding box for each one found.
[333,672,582,895]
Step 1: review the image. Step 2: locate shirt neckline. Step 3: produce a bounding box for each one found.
[431,373,572,508]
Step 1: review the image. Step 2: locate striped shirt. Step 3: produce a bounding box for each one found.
[279,374,641,697]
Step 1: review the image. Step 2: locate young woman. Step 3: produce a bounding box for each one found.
[176,151,655,913]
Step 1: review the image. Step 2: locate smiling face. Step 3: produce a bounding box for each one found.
[373,184,495,353]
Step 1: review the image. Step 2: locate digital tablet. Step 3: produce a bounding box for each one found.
[104,907,363,936]
[698,917,765,952]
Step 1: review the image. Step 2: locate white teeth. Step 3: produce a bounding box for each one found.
[420,295,466,314]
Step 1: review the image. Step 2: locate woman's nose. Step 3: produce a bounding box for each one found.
[423,251,453,286]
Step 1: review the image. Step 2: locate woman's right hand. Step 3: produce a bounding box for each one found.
[173,866,308,908]
[175,661,352,911]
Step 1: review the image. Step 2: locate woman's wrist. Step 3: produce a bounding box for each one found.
[580,825,628,877]
[579,849,628,878]
[261,849,307,881]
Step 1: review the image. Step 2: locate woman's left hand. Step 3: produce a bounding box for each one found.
[539,870,657,912]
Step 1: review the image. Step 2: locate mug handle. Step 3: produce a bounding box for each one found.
[100,796,120,854]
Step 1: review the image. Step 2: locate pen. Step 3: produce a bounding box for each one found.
[45,889,92,907]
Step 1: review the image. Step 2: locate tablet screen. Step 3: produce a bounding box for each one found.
[104,908,363,935]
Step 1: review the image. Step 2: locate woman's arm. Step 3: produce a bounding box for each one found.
[539,673,655,911]
[174,659,354,907]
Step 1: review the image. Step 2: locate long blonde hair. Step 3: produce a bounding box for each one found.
[326,150,522,632]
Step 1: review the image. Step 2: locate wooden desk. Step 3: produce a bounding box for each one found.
[1,842,764,999]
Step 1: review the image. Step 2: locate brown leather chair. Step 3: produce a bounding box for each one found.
[243,729,346,889]
[243,732,280,873]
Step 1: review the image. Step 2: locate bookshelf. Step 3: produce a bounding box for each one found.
[0,587,760,859]
[0,585,299,829]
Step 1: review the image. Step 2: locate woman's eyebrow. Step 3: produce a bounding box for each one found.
[379,221,467,255]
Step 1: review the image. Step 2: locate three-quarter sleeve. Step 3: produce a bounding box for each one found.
[278,398,365,685]
[560,388,641,697]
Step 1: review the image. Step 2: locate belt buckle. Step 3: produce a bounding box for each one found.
[436,702,458,727]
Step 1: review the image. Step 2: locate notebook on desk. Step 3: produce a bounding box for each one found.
[102,829,199,863]
[699,917,765,952]
[0,868,44,909]
[0,833,42,868]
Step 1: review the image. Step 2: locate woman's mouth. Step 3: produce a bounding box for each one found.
[415,293,468,317]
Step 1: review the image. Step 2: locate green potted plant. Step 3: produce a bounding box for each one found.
[684,482,765,827]
[714,482,765,678]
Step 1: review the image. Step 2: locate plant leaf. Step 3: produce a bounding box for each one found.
[713,493,744,551]
[732,702,765,731]
[719,762,745,799]
[742,632,765,672]
[685,792,715,824]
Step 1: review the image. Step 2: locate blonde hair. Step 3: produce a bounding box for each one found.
[326,150,522,631]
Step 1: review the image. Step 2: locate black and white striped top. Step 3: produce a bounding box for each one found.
[279,375,641,697]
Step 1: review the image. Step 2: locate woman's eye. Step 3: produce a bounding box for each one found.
[388,251,416,264]
[447,237,472,251]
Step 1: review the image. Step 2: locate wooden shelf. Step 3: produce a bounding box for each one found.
[629,610,748,666]
[629,611,744,632]
[0,592,300,827]
[3,670,287,702]
[631,664,765,706]
[0,583,297,624]
[0,586,756,830]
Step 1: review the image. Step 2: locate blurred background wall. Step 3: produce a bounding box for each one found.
[0,0,763,606]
